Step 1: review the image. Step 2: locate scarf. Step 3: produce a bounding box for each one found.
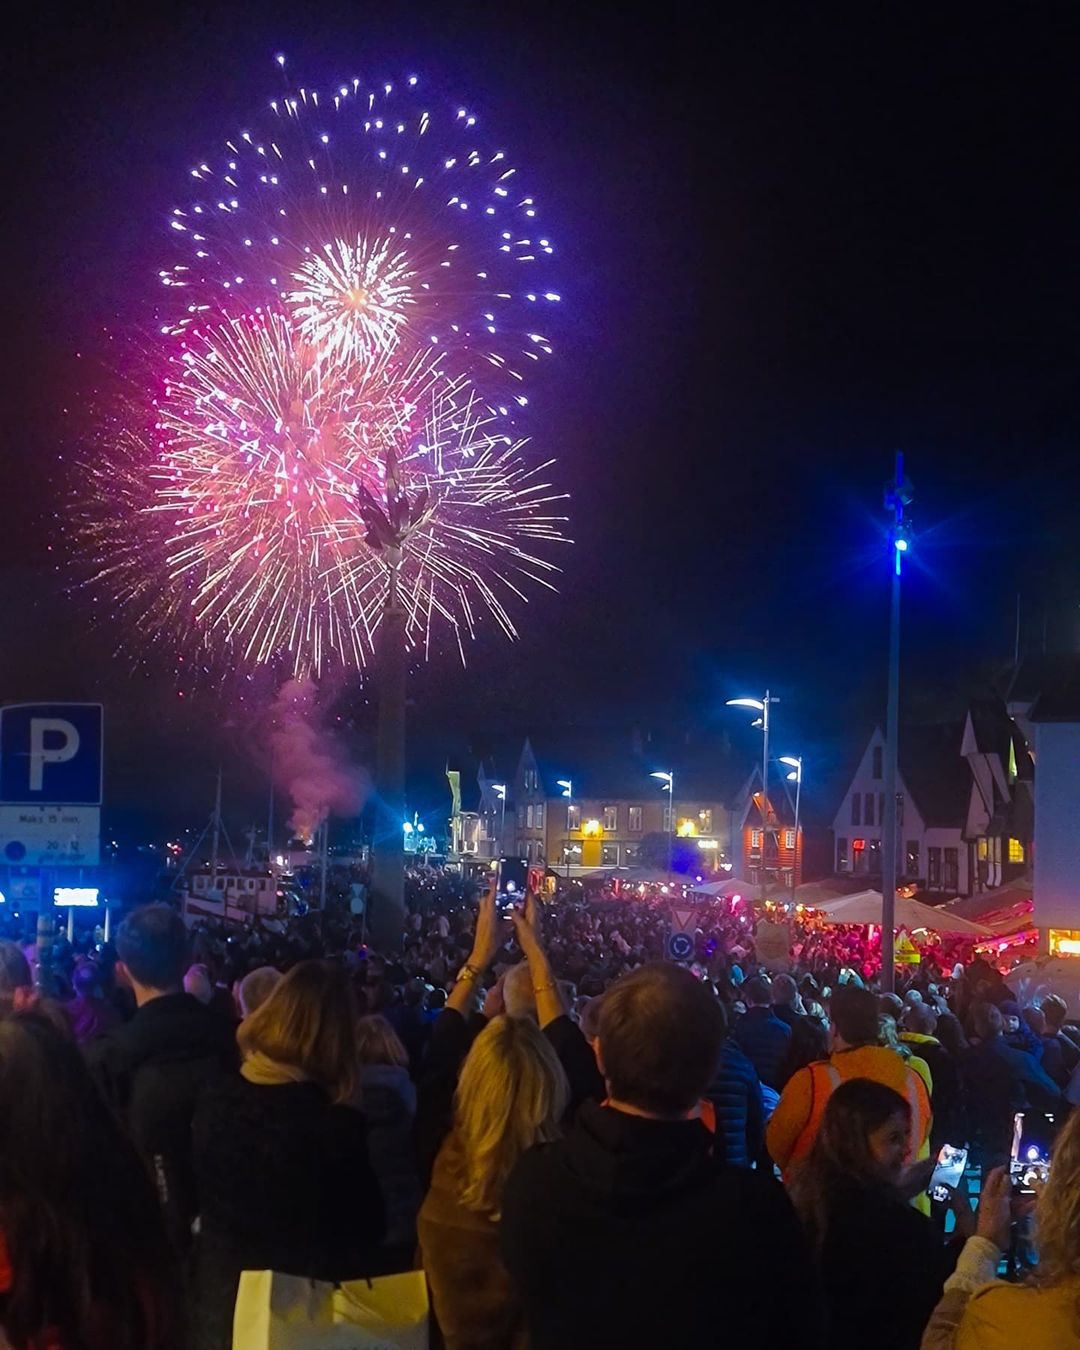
[240,1051,310,1087]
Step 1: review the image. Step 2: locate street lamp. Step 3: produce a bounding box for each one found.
[882,453,914,993]
[727,692,779,902]
[778,756,803,906]
[491,784,507,858]
[651,771,675,881]
[557,779,573,880]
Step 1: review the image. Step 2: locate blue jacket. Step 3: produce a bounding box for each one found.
[733,1006,792,1090]
[705,1038,766,1169]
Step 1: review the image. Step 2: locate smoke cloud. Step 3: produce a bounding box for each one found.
[270,678,368,842]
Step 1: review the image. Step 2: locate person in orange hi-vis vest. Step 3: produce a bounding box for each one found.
[767,984,931,1180]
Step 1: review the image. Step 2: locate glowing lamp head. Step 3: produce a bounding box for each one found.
[894,537,909,552]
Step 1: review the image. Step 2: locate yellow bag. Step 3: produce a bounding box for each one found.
[233,1269,429,1350]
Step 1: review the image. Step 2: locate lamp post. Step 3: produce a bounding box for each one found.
[557,779,573,880]
[491,784,507,859]
[650,771,675,882]
[778,756,803,906]
[727,693,779,902]
[882,454,914,994]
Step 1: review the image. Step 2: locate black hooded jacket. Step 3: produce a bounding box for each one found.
[85,991,237,1250]
[501,1100,826,1350]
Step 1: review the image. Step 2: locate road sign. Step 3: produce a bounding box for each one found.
[895,929,921,965]
[0,704,103,806]
[0,805,101,866]
[671,906,699,934]
[667,930,695,961]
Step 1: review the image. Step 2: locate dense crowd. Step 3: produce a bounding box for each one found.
[2,880,1080,1349]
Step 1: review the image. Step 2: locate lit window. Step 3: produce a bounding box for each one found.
[750,829,762,850]
[1009,838,1025,864]
[977,838,988,860]
[1008,740,1018,785]
[628,806,643,832]
[601,843,619,866]
[699,808,713,833]
[567,804,580,830]
[872,745,883,780]
[526,804,534,828]
[535,803,544,831]
[603,805,618,832]
[785,829,796,850]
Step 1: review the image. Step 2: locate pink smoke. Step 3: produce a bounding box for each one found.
[270,679,368,842]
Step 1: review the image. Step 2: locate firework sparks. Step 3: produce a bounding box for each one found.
[162,71,560,402]
[80,64,569,677]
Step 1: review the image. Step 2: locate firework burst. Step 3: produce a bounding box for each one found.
[161,69,559,404]
[80,64,569,678]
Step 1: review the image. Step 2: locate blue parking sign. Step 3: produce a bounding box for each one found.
[0,704,103,805]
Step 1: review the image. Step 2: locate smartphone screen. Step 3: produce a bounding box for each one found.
[496,857,529,915]
[1010,1111,1052,1194]
[928,1143,968,1202]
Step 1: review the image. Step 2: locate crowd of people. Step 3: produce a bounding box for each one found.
[1,879,1080,1349]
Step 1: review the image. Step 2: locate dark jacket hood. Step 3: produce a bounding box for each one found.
[556,1101,712,1214]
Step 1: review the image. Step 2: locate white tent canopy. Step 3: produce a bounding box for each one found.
[814,889,993,936]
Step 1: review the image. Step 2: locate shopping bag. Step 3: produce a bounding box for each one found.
[233,1269,429,1350]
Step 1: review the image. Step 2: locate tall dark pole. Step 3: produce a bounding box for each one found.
[370,561,406,951]
[882,453,912,994]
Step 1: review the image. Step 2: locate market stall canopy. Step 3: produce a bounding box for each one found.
[816,890,993,936]
[940,879,1034,937]
[690,877,754,898]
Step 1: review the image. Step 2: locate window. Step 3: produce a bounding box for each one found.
[517,806,525,829]
[928,847,942,888]
[944,847,959,891]
[567,804,580,831]
[628,805,643,833]
[535,803,544,831]
[865,793,875,826]
[1009,837,1025,864]
[1008,740,1018,785]
[601,843,619,866]
[905,840,920,877]
[868,838,881,869]
[785,828,796,850]
[526,804,534,829]
[852,794,861,826]
[699,808,713,833]
[750,828,762,851]
[977,837,988,861]
[837,837,849,872]
[603,805,618,832]
[623,844,639,865]
[872,745,883,780]
[663,805,674,832]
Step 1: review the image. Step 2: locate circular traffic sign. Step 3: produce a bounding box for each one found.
[667,930,694,962]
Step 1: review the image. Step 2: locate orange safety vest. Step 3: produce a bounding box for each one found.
[788,1056,931,1171]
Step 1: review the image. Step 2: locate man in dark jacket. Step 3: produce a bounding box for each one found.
[963,1000,1061,1169]
[732,974,792,1090]
[502,963,825,1350]
[771,972,828,1079]
[85,904,237,1252]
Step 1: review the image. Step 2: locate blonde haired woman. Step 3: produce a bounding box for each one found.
[921,1109,1080,1349]
[418,1014,569,1349]
[192,962,385,1350]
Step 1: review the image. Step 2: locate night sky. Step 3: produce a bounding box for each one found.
[3,2,1079,838]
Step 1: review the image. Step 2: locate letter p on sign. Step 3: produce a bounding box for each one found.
[29,719,80,792]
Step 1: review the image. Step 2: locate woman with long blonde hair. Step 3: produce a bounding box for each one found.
[922,1108,1080,1349]
[418,1013,569,1349]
